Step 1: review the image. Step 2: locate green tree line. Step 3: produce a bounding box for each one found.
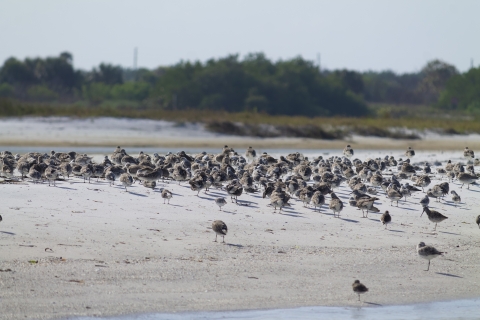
[0,52,476,117]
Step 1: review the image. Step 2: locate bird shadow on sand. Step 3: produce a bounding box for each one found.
[363,302,382,306]
[206,191,227,196]
[388,229,405,233]
[464,189,480,193]
[219,210,237,215]
[439,231,461,236]
[226,243,244,248]
[339,218,359,223]
[236,201,259,208]
[0,231,15,236]
[397,206,417,211]
[127,191,148,197]
[197,195,216,200]
[57,186,77,190]
[167,204,183,207]
[435,272,463,278]
[277,211,306,218]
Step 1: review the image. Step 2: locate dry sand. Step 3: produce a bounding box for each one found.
[1,150,480,319]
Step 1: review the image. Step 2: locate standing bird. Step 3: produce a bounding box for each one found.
[119,173,133,192]
[245,146,257,162]
[405,147,415,159]
[464,147,475,160]
[329,192,344,218]
[380,211,391,229]
[311,191,325,212]
[456,170,478,189]
[421,207,448,231]
[419,195,430,208]
[352,280,368,301]
[417,242,443,271]
[343,145,354,158]
[161,189,173,204]
[215,197,227,211]
[450,190,461,206]
[212,220,227,243]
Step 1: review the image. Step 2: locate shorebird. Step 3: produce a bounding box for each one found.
[450,190,461,206]
[414,175,431,192]
[105,172,115,186]
[212,220,227,243]
[421,206,448,231]
[405,147,415,159]
[427,185,443,202]
[387,185,402,206]
[417,242,443,271]
[419,195,430,207]
[311,191,325,211]
[356,197,379,218]
[245,146,257,162]
[380,211,391,229]
[464,147,475,160]
[343,145,354,158]
[352,280,368,301]
[215,197,227,210]
[329,192,343,217]
[161,189,173,204]
[44,166,59,187]
[226,180,243,203]
[119,173,133,192]
[456,169,478,189]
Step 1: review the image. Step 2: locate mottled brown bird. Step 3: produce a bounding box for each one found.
[352,280,369,301]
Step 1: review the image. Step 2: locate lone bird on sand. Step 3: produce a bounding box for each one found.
[417,242,443,271]
[352,280,368,301]
[161,189,173,204]
[421,206,448,231]
[405,147,415,158]
[215,197,227,211]
[212,220,228,243]
[343,144,354,158]
[380,211,391,229]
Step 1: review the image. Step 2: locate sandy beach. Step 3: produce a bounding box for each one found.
[1,149,480,319]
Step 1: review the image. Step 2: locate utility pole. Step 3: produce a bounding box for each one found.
[133,47,138,81]
[317,53,321,73]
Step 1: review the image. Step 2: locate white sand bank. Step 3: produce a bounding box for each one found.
[1,117,480,150]
[1,150,480,319]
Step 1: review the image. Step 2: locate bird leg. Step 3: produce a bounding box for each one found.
[426,260,430,271]
[222,236,225,243]
[214,234,217,242]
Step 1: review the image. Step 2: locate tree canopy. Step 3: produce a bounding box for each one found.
[0,52,472,116]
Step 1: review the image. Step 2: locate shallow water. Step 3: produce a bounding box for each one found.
[71,298,480,320]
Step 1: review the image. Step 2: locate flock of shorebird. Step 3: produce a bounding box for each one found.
[1,144,480,302]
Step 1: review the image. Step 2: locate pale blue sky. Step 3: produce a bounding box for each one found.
[1,0,479,73]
